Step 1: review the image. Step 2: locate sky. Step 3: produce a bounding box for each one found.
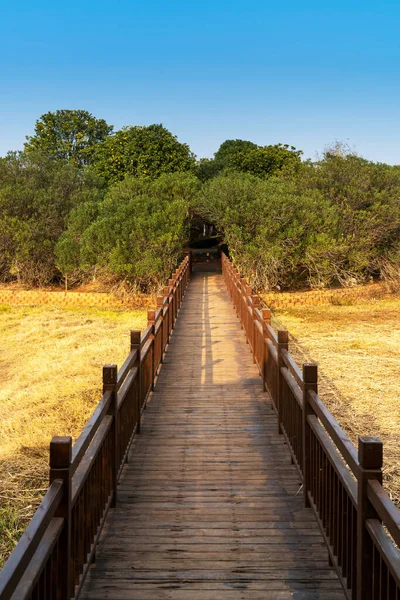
[0,0,400,163]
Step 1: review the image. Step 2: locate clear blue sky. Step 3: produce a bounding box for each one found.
[1,0,400,163]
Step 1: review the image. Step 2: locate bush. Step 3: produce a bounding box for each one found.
[0,152,104,285]
[57,173,199,290]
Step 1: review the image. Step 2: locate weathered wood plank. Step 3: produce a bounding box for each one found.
[81,271,344,599]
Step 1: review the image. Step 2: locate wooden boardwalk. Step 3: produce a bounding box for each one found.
[81,269,344,600]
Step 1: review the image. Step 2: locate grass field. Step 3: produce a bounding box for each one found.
[0,304,147,566]
[274,298,400,506]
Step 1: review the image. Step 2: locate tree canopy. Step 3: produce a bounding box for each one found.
[24,110,113,166]
[91,124,196,183]
[2,109,400,292]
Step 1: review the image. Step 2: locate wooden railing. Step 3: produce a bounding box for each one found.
[222,252,400,600]
[0,255,191,600]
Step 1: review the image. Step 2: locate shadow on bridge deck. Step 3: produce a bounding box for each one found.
[81,271,344,600]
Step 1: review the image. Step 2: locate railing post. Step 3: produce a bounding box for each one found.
[131,331,141,433]
[261,308,271,392]
[234,272,240,312]
[164,286,170,341]
[245,285,252,344]
[302,363,318,508]
[168,279,175,328]
[173,273,179,320]
[49,435,72,600]
[277,329,289,434]
[251,295,260,361]
[157,296,164,363]
[148,310,156,389]
[175,268,182,308]
[103,364,118,507]
[356,436,383,600]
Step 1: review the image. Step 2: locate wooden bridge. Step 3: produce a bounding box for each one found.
[1,255,399,600]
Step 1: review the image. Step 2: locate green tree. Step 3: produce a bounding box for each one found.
[24,110,113,166]
[0,151,104,285]
[91,124,196,184]
[57,173,198,289]
[214,139,257,165]
[231,144,302,178]
[196,139,257,181]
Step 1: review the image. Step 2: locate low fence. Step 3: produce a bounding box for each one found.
[0,289,147,310]
[0,255,191,600]
[222,253,400,600]
[263,281,397,309]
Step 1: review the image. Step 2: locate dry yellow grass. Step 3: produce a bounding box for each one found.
[0,304,147,566]
[274,299,400,506]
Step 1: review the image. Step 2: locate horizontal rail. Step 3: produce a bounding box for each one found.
[0,253,192,599]
[116,349,137,391]
[10,518,64,600]
[140,324,154,347]
[308,415,357,506]
[368,480,400,547]
[308,389,360,477]
[71,390,112,474]
[0,481,64,598]
[280,366,303,408]
[281,348,303,389]
[366,519,400,584]
[117,368,138,410]
[221,251,400,600]
[71,415,113,504]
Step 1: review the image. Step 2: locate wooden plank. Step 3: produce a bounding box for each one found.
[80,271,344,600]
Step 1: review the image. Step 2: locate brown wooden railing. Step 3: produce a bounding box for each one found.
[222,252,400,600]
[0,255,191,600]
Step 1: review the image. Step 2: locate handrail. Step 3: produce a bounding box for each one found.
[0,481,63,598]
[368,480,400,547]
[0,253,191,600]
[70,390,112,473]
[308,389,360,477]
[221,251,400,600]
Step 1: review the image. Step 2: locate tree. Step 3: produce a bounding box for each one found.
[91,124,196,184]
[0,151,104,285]
[231,144,302,178]
[24,110,113,166]
[196,139,257,181]
[214,139,257,165]
[57,173,198,289]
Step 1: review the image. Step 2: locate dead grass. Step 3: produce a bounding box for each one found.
[0,304,147,566]
[273,299,400,506]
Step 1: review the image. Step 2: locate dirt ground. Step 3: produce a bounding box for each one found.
[0,304,147,566]
[274,299,400,506]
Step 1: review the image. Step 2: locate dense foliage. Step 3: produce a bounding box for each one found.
[196,153,400,290]
[0,151,104,285]
[91,124,196,184]
[24,110,113,166]
[2,110,400,291]
[56,173,198,289]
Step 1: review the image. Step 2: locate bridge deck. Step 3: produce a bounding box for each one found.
[82,270,344,599]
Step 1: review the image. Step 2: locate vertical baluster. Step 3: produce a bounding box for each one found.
[168,279,174,329]
[157,296,164,364]
[356,436,383,600]
[49,436,72,600]
[163,286,170,344]
[277,330,289,435]
[131,331,141,433]
[103,365,118,507]
[301,363,318,508]
[261,308,271,393]
[147,310,156,388]
[251,295,260,364]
